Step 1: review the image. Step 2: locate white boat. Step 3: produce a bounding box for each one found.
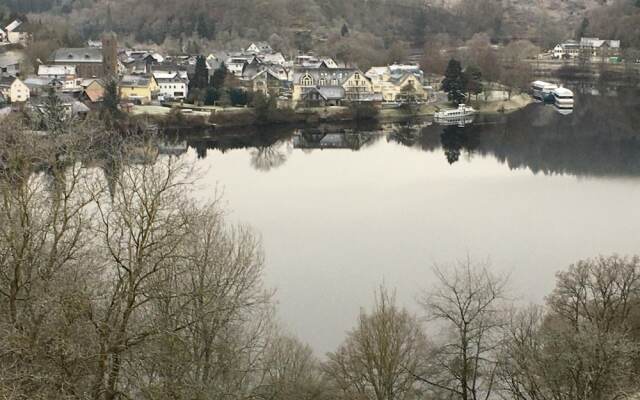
[531,80,558,102]
[552,87,574,109]
[434,104,476,120]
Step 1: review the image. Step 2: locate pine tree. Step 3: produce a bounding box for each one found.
[441,59,467,105]
[190,56,209,91]
[210,63,227,89]
[40,87,69,136]
[101,79,121,119]
[341,23,350,37]
[576,18,589,40]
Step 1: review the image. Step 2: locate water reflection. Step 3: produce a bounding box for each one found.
[250,144,290,172]
[170,86,640,177]
[171,84,640,354]
[293,127,383,151]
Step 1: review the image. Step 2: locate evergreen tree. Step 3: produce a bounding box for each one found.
[441,59,467,105]
[40,87,69,136]
[210,63,228,89]
[204,87,218,105]
[576,17,589,40]
[464,65,483,100]
[341,23,350,37]
[229,88,249,106]
[190,55,209,92]
[101,79,121,119]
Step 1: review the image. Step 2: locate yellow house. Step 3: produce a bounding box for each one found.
[0,76,30,103]
[292,65,378,107]
[342,70,374,101]
[119,75,159,104]
[365,66,427,103]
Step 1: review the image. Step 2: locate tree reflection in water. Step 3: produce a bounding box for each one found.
[439,125,480,165]
[250,142,291,172]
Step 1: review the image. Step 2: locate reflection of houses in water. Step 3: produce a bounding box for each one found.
[158,140,188,156]
[293,129,381,151]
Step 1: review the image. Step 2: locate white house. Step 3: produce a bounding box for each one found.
[365,65,426,103]
[0,76,30,103]
[553,38,621,61]
[38,65,82,92]
[226,55,254,77]
[246,42,273,55]
[5,20,30,45]
[155,76,188,100]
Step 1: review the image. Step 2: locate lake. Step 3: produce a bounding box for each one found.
[168,84,640,354]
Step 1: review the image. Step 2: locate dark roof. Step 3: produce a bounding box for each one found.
[156,77,186,84]
[0,76,17,87]
[49,48,103,63]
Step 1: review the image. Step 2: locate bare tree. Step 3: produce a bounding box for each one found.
[324,287,428,400]
[499,256,640,400]
[0,118,109,399]
[0,116,286,400]
[417,259,509,400]
[257,333,325,400]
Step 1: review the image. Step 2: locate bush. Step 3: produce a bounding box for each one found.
[229,88,250,106]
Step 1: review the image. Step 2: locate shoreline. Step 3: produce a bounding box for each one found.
[134,94,534,130]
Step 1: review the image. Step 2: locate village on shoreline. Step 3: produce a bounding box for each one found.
[0,18,635,128]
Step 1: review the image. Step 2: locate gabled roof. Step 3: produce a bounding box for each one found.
[246,42,273,53]
[302,86,345,101]
[293,65,362,87]
[0,76,19,87]
[389,71,420,86]
[251,69,287,82]
[50,48,103,63]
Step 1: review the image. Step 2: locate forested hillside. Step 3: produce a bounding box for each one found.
[1,0,639,65]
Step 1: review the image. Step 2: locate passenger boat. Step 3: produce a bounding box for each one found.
[531,80,558,102]
[434,104,476,120]
[552,87,574,109]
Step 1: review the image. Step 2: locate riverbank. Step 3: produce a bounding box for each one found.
[132,93,534,129]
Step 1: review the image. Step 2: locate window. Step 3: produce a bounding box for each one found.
[301,74,313,86]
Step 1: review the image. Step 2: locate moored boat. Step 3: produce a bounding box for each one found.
[434,104,476,120]
[552,87,574,109]
[531,80,558,102]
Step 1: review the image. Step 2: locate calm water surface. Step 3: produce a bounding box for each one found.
[171,84,640,354]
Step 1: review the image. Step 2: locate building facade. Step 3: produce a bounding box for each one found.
[119,75,159,104]
[156,77,188,100]
[0,77,29,103]
[292,63,376,107]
